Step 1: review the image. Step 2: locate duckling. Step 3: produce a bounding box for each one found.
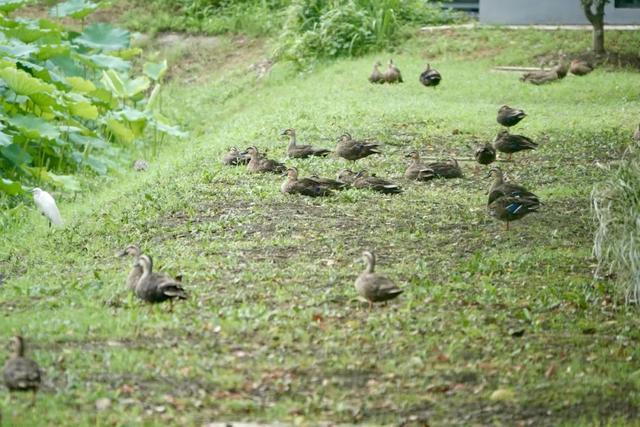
[474,143,496,166]
[134,255,187,308]
[497,105,526,128]
[281,129,331,158]
[419,63,441,87]
[634,123,640,142]
[383,59,403,84]
[352,170,402,194]
[355,251,403,309]
[3,336,41,406]
[222,147,250,166]
[488,195,540,231]
[369,61,384,84]
[404,151,435,181]
[570,59,594,76]
[335,133,381,162]
[244,146,287,174]
[493,129,538,161]
[281,167,334,197]
[487,167,540,205]
[426,158,463,179]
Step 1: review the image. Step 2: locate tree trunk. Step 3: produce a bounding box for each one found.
[581,0,608,55]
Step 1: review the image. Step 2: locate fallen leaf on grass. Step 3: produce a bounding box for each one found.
[95,397,112,411]
[490,388,515,401]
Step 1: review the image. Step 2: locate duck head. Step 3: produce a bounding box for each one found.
[280,128,296,138]
[8,335,25,357]
[361,250,376,273]
[405,151,420,160]
[118,244,140,258]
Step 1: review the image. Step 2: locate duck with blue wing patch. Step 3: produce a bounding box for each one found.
[488,195,540,231]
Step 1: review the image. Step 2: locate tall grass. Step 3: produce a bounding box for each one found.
[592,142,640,303]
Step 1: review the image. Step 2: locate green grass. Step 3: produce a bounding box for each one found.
[2,27,640,425]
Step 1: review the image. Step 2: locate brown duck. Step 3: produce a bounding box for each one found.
[307,174,347,190]
[520,62,568,85]
[369,61,384,84]
[338,169,402,194]
[355,251,403,309]
[244,146,286,174]
[281,167,334,197]
[497,105,526,128]
[419,64,441,87]
[335,133,381,161]
[570,59,594,76]
[118,244,142,292]
[134,255,187,309]
[404,151,435,181]
[488,195,540,231]
[383,59,403,83]
[633,123,640,142]
[474,143,496,166]
[3,336,41,406]
[426,158,463,179]
[222,147,250,166]
[281,128,331,158]
[487,167,540,205]
[493,130,538,161]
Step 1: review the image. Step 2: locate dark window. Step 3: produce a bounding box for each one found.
[615,0,640,8]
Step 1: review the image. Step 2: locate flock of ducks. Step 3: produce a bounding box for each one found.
[7,56,598,406]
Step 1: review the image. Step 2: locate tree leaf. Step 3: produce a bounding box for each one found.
[0,67,56,96]
[0,177,23,195]
[143,60,167,81]
[7,114,60,140]
[0,143,32,167]
[50,0,98,19]
[0,129,13,147]
[0,0,28,13]
[75,23,130,51]
[66,76,96,93]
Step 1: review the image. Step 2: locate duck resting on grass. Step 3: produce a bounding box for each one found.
[3,336,42,406]
[335,133,381,162]
[425,158,464,179]
[281,167,334,197]
[369,61,384,84]
[134,255,187,310]
[474,142,496,166]
[355,251,403,309]
[493,129,538,161]
[337,169,402,194]
[570,59,594,76]
[243,146,287,174]
[497,105,526,128]
[281,128,331,158]
[404,151,435,181]
[222,147,250,166]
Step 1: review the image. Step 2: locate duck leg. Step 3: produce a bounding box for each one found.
[507,153,513,162]
[505,221,510,231]
[30,390,37,407]
[368,301,373,311]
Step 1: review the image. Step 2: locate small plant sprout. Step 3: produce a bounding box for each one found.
[32,188,63,228]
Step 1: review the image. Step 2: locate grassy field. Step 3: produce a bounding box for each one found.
[1,26,640,425]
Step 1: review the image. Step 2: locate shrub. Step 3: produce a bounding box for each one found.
[0,0,182,203]
[592,142,640,303]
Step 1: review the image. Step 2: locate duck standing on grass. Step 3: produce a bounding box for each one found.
[355,251,403,309]
[497,105,526,128]
[493,129,538,161]
[419,63,442,87]
[488,195,540,231]
[383,59,403,83]
[118,244,142,292]
[3,336,42,406]
[369,61,384,84]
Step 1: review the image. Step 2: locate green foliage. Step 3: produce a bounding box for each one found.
[592,142,640,304]
[274,0,464,68]
[0,1,184,200]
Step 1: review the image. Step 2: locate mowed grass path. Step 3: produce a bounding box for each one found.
[1,28,640,425]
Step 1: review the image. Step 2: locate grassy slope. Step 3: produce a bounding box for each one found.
[1,28,640,425]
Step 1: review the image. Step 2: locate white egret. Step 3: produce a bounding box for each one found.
[31,188,63,228]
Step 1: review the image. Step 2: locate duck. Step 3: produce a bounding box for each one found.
[281,167,334,197]
[570,59,594,76]
[134,255,187,308]
[3,336,42,406]
[355,251,403,309]
[520,62,568,85]
[488,195,540,231]
[474,142,496,166]
[244,146,287,174]
[222,147,249,166]
[404,151,435,181]
[281,129,331,158]
[369,61,384,84]
[634,123,640,142]
[497,105,526,128]
[383,59,403,83]
[419,63,441,87]
[118,244,142,292]
[335,133,381,161]
[487,167,540,205]
[307,174,348,190]
[493,129,538,161]
[338,169,402,194]
[426,158,463,179]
